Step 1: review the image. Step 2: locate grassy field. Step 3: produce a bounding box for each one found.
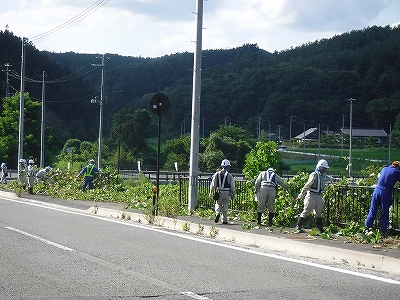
[295,146,396,161]
[281,146,399,176]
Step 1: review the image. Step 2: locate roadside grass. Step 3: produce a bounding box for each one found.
[3,146,399,246]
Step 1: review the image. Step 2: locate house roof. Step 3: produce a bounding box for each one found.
[322,130,335,135]
[341,128,388,137]
[294,127,318,139]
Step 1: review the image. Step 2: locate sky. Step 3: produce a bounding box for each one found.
[1,0,400,58]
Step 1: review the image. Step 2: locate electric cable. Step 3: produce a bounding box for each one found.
[30,92,99,103]
[30,0,110,42]
[7,59,100,84]
[5,86,97,103]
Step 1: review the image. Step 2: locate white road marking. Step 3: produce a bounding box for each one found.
[2,196,400,285]
[181,291,211,299]
[5,226,75,252]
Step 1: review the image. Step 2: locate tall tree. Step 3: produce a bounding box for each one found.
[242,141,282,181]
[107,108,154,166]
[0,92,41,167]
[199,125,254,172]
[163,134,191,171]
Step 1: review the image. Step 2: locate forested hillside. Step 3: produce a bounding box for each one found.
[45,25,400,141]
[1,25,400,168]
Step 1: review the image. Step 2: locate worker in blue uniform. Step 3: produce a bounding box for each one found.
[77,159,100,191]
[365,161,400,234]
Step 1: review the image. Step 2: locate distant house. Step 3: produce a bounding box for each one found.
[294,127,335,142]
[295,127,317,142]
[341,128,388,144]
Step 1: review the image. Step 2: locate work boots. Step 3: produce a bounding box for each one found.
[268,212,275,227]
[295,216,305,233]
[257,212,262,226]
[316,217,325,233]
[214,213,220,223]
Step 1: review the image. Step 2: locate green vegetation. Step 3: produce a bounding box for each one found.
[281,145,393,177]
[288,146,394,163]
[4,140,399,247]
[3,26,400,171]
[3,27,400,246]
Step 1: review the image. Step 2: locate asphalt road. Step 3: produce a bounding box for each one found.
[1,196,399,299]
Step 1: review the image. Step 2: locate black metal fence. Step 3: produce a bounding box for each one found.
[179,177,400,229]
[326,185,400,228]
[179,178,253,211]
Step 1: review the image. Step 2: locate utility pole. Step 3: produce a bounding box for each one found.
[303,123,306,154]
[181,118,185,135]
[40,71,46,169]
[388,124,392,164]
[18,38,27,164]
[268,122,271,141]
[188,0,203,210]
[2,63,13,97]
[117,90,123,174]
[202,117,205,138]
[341,114,345,158]
[348,98,355,177]
[91,54,106,169]
[289,116,294,151]
[256,117,261,140]
[278,125,281,143]
[318,123,321,160]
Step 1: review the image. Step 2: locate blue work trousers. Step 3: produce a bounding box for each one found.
[82,176,94,191]
[365,187,392,232]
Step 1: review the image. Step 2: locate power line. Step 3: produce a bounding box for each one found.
[6,81,97,104]
[29,92,98,103]
[7,58,99,84]
[30,0,109,42]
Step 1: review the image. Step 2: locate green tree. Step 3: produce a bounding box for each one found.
[163,134,191,171]
[391,113,400,149]
[107,108,154,167]
[320,134,338,148]
[199,125,254,172]
[56,138,98,169]
[365,92,400,124]
[242,141,282,181]
[0,92,41,167]
[109,108,152,154]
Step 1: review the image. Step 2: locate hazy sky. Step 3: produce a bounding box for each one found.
[1,0,400,58]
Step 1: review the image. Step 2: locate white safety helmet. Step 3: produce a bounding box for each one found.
[89,159,95,165]
[1,163,5,168]
[316,159,329,169]
[267,167,275,172]
[28,159,34,164]
[221,159,231,167]
[19,158,25,164]
[45,166,52,172]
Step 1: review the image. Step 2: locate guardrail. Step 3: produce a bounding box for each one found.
[119,170,246,181]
